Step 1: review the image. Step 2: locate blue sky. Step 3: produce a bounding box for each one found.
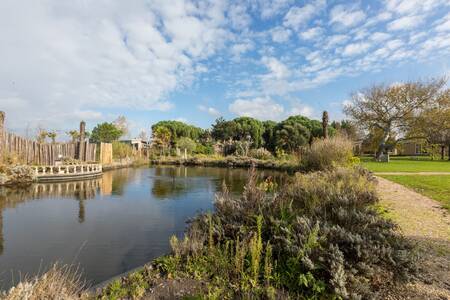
[1,0,449,138]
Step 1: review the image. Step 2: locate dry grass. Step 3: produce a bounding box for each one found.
[302,135,354,171]
[2,263,86,300]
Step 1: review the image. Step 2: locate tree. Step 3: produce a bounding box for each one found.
[345,78,446,160]
[262,120,277,152]
[322,111,329,139]
[177,137,197,154]
[211,117,263,148]
[152,126,171,156]
[36,127,48,143]
[138,130,148,141]
[331,120,359,141]
[47,131,57,143]
[407,89,450,160]
[67,130,80,143]
[274,121,310,152]
[113,116,129,138]
[90,122,123,143]
[152,120,204,145]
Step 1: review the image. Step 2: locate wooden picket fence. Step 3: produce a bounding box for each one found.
[0,131,97,165]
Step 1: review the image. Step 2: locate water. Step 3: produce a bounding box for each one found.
[0,166,284,290]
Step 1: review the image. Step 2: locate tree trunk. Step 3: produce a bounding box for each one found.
[376,129,390,161]
[441,145,445,160]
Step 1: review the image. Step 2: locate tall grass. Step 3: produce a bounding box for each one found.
[302,135,355,171]
[2,263,86,300]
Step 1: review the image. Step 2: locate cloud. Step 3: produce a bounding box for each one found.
[329,5,366,28]
[370,32,391,42]
[270,26,292,43]
[229,97,285,120]
[342,42,371,56]
[0,0,230,129]
[262,57,291,79]
[198,105,221,117]
[290,103,314,118]
[387,15,424,31]
[299,27,324,40]
[435,13,450,32]
[283,0,325,30]
[259,0,294,19]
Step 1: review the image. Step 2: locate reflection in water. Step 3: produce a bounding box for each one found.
[0,166,285,290]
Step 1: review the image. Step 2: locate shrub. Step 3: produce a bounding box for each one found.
[177,137,197,154]
[194,143,214,155]
[147,167,415,299]
[249,148,273,160]
[302,135,354,171]
[112,141,134,159]
[0,165,35,186]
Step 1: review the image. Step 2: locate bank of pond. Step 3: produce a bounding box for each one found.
[0,164,417,299]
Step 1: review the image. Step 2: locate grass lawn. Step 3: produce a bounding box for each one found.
[360,156,450,172]
[380,175,450,210]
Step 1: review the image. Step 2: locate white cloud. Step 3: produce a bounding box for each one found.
[370,32,391,42]
[387,15,424,31]
[228,3,251,30]
[299,27,324,40]
[259,0,294,19]
[283,0,325,30]
[329,5,366,28]
[198,105,221,117]
[385,0,446,15]
[435,13,450,32]
[0,0,230,129]
[229,97,284,120]
[262,57,291,79]
[342,42,371,56]
[270,26,292,43]
[231,41,254,59]
[325,34,349,48]
[290,104,314,117]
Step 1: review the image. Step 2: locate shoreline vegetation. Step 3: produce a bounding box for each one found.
[1,136,420,299]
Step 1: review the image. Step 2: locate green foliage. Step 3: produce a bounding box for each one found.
[130,168,415,299]
[194,143,214,155]
[152,120,204,145]
[112,141,134,159]
[274,119,310,152]
[212,117,264,148]
[90,122,123,143]
[177,137,197,154]
[262,120,277,152]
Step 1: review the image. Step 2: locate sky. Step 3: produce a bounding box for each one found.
[1,0,450,138]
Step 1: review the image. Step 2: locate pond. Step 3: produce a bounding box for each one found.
[0,166,285,290]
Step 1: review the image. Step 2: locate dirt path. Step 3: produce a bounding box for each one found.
[376,176,450,299]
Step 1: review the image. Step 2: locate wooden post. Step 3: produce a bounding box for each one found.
[79,121,86,161]
[0,111,4,162]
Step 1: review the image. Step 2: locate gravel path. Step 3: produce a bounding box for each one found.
[376,176,450,299]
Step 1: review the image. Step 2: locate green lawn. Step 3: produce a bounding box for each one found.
[360,156,450,172]
[380,175,450,210]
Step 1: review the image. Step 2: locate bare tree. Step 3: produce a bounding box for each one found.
[344,78,446,160]
[113,116,129,139]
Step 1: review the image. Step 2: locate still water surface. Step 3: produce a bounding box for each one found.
[0,166,283,290]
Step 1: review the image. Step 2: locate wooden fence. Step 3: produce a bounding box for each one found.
[0,131,97,165]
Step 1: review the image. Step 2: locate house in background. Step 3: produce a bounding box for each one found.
[397,141,425,156]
